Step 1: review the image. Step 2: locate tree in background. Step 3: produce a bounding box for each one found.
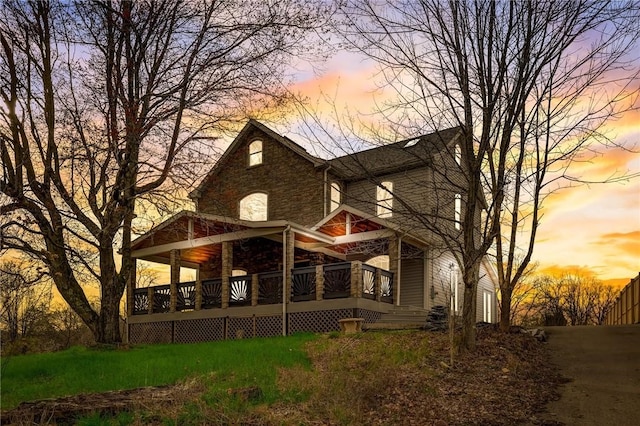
[1,0,329,343]
[0,260,51,350]
[512,272,618,326]
[333,0,639,349]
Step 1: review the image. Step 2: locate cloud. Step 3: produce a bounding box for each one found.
[592,230,640,255]
[536,264,635,289]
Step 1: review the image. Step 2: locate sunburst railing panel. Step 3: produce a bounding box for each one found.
[177,281,196,311]
[133,288,149,314]
[323,262,351,299]
[230,276,251,306]
[258,271,283,305]
[202,278,222,309]
[362,265,376,299]
[152,285,171,313]
[380,270,393,303]
[291,266,316,301]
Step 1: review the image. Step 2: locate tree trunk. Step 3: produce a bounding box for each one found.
[499,286,512,332]
[459,261,480,352]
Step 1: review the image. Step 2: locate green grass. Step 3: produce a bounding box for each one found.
[1,333,315,411]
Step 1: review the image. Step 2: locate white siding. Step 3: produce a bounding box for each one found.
[400,258,424,308]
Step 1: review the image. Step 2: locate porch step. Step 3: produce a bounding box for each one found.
[363,306,428,330]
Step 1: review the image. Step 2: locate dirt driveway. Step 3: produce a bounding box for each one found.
[542,325,640,426]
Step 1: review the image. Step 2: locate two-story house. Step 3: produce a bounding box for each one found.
[126,120,497,344]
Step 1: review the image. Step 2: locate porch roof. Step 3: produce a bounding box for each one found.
[130,211,336,265]
[313,205,429,249]
[130,206,428,265]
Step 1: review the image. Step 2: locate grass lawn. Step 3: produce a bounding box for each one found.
[1,333,315,411]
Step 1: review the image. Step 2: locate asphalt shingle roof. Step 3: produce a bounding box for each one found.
[328,127,462,180]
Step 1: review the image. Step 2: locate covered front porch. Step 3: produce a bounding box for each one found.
[126,208,425,344]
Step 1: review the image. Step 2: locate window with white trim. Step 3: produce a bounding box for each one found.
[330,182,341,212]
[454,144,461,166]
[239,193,267,221]
[454,193,461,230]
[376,181,393,218]
[483,290,493,322]
[248,140,263,166]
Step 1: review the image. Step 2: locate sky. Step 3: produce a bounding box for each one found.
[279,49,640,288]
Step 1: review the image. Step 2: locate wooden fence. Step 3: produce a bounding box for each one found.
[606,273,640,325]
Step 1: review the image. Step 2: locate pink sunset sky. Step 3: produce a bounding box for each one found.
[278,51,640,288]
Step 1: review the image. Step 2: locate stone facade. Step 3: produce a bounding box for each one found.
[195,126,330,227]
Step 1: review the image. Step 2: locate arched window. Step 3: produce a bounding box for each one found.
[248,140,263,166]
[330,182,341,212]
[239,193,267,221]
[454,193,461,230]
[376,181,393,218]
[365,255,389,270]
[454,144,461,166]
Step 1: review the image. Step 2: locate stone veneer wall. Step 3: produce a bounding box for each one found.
[196,127,330,227]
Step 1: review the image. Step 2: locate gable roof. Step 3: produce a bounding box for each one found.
[328,127,462,180]
[189,120,325,199]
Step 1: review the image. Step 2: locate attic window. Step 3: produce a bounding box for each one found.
[239,192,267,221]
[404,137,419,148]
[376,181,393,218]
[249,140,263,166]
[455,144,461,166]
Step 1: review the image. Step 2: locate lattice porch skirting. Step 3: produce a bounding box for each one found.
[128,309,384,344]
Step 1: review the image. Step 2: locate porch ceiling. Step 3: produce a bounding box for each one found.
[131,211,337,265]
[315,210,384,237]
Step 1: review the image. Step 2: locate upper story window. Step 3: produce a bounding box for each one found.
[248,140,263,166]
[330,182,341,212]
[454,193,461,230]
[239,192,267,221]
[454,144,461,166]
[376,181,393,218]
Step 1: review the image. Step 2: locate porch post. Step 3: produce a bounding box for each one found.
[251,273,259,306]
[221,241,232,309]
[375,268,382,302]
[350,261,362,298]
[195,275,202,310]
[388,234,401,306]
[282,227,294,336]
[126,258,136,317]
[170,249,180,312]
[315,265,324,301]
[147,287,154,315]
[285,230,295,303]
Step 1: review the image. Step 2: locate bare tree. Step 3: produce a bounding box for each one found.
[0,0,328,343]
[332,0,639,349]
[0,260,51,343]
[513,272,618,326]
